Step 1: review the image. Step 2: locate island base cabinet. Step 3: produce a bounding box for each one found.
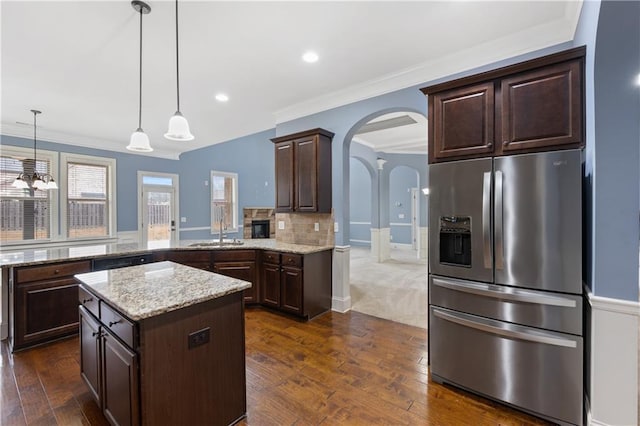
[103,331,139,426]
[139,292,246,426]
[79,307,101,405]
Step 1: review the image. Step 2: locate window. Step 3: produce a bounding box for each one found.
[61,153,116,239]
[210,171,238,233]
[0,146,58,243]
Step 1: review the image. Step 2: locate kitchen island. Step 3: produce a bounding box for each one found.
[76,261,250,426]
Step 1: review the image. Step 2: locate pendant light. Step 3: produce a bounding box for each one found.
[127,0,153,152]
[12,110,58,191]
[164,0,194,141]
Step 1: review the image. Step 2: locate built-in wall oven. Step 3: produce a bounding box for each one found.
[428,150,584,426]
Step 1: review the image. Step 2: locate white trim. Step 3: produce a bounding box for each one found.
[349,221,371,225]
[349,239,371,244]
[587,292,639,426]
[274,13,580,124]
[390,243,413,249]
[60,152,116,240]
[0,144,59,244]
[390,222,412,227]
[211,170,239,233]
[179,226,212,232]
[588,293,640,316]
[331,296,352,313]
[332,245,351,313]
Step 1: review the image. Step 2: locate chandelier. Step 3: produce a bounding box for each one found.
[12,110,58,190]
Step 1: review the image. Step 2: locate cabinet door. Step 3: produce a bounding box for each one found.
[261,263,281,308]
[79,306,101,406]
[163,251,212,271]
[431,82,495,161]
[13,278,80,350]
[275,141,294,212]
[280,266,303,315]
[500,60,582,153]
[213,261,258,304]
[295,137,318,212]
[102,329,139,426]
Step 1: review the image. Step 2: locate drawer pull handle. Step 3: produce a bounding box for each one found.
[92,331,100,337]
[54,269,60,274]
[108,320,122,327]
[82,297,93,304]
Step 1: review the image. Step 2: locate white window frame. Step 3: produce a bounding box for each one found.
[0,145,59,245]
[60,153,116,240]
[210,170,238,234]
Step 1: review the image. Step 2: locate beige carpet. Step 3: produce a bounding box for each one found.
[349,246,428,329]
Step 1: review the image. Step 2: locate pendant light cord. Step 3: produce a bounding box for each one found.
[33,111,37,165]
[175,0,180,112]
[138,7,143,129]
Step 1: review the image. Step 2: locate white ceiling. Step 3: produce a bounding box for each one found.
[1,1,582,159]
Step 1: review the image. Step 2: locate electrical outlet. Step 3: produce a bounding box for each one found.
[188,327,210,349]
[314,223,319,232]
[278,221,285,230]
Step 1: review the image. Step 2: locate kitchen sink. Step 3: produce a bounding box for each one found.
[188,240,244,247]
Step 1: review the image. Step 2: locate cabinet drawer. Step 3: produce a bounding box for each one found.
[262,251,280,264]
[166,251,211,262]
[16,260,92,283]
[213,250,256,262]
[281,253,302,267]
[79,286,100,319]
[100,302,135,348]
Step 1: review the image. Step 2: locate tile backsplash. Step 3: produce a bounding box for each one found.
[275,212,334,246]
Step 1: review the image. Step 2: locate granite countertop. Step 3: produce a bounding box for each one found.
[0,239,334,267]
[76,261,251,321]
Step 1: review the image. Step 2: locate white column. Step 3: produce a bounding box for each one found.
[370,228,390,262]
[419,226,428,260]
[331,245,351,313]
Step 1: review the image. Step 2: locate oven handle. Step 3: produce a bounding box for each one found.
[482,171,492,269]
[432,276,577,308]
[432,307,578,348]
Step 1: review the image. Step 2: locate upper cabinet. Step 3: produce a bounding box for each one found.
[422,46,585,163]
[271,128,334,213]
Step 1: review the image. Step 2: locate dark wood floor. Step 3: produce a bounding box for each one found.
[2,308,549,425]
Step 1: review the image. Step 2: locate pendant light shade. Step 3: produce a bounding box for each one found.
[165,0,194,141]
[127,0,153,152]
[11,110,58,191]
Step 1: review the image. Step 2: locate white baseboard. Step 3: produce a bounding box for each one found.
[332,296,352,313]
[588,293,639,426]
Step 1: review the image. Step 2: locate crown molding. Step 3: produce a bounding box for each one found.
[274,16,578,125]
[1,122,181,160]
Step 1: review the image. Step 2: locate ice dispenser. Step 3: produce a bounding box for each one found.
[439,216,471,267]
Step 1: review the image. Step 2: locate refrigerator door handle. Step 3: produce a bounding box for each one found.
[432,307,578,348]
[431,276,577,308]
[482,172,492,269]
[494,170,504,270]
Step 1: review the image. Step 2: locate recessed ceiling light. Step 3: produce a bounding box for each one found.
[636,72,640,86]
[215,93,229,102]
[302,51,319,63]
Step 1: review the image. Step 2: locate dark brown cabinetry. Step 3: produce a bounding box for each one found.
[271,128,334,213]
[422,46,585,163]
[212,250,258,304]
[11,260,92,351]
[260,250,331,319]
[157,250,212,271]
[79,282,246,426]
[79,304,139,426]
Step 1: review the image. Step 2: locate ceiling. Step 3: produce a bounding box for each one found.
[1,1,582,159]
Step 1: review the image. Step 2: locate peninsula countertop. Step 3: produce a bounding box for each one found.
[0,239,334,268]
[76,261,252,321]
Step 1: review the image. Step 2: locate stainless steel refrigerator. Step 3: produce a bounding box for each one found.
[428,149,583,426]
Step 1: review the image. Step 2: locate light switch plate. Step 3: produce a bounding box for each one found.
[278,221,285,230]
[398,213,405,219]
[314,223,319,232]
[180,217,187,223]
[334,222,339,232]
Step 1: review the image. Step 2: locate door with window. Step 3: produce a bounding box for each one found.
[139,173,178,248]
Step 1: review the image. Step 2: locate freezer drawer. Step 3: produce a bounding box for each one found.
[430,306,583,426]
[430,275,583,335]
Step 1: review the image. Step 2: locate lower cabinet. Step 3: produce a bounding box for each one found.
[212,250,258,304]
[79,305,139,426]
[260,250,331,319]
[157,250,212,271]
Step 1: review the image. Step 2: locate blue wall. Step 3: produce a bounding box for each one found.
[177,129,276,240]
[349,156,372,246]
[389,165,418,244]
